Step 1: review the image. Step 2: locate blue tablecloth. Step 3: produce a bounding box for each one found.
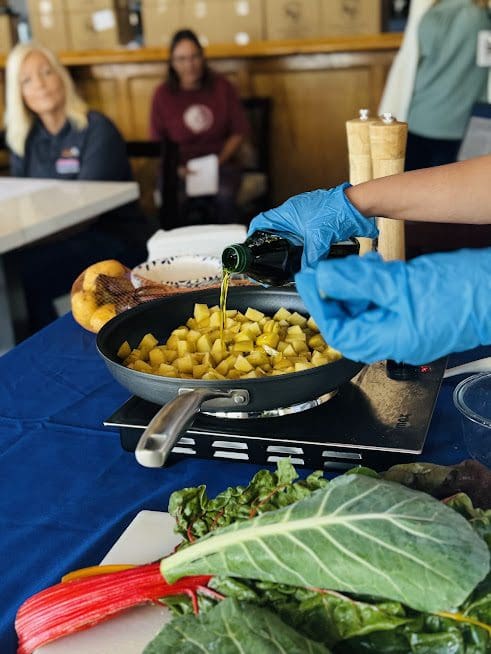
[0,313,488,653]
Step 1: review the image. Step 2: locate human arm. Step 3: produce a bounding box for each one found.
[346,155,491,225]
[294,248,491,364]
[248,155,491,267]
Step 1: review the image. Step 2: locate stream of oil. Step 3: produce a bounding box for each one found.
[219,269,231,347]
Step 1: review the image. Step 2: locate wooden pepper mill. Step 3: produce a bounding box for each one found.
[369,112,408,261]
[345,108,378,255]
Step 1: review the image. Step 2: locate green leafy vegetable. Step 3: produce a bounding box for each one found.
[143,598,330,653]
[162,474,489,613]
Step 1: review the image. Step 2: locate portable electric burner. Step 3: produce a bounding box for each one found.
[104,357,447,471]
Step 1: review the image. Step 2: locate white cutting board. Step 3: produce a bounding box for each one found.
[36,511,182,654]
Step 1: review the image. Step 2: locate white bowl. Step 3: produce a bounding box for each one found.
[131,255,222,289]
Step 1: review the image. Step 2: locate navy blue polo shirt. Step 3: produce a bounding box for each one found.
[10,111,148,251]
[10,110,133,182]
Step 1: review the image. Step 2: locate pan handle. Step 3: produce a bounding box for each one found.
[135,388,247,468]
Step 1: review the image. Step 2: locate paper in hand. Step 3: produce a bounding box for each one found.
[185,154,219,197]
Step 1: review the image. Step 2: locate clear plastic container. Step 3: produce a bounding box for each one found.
[453,372,491,466]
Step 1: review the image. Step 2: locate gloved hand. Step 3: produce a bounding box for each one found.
[294,249,491,364]
[247,183,378,268]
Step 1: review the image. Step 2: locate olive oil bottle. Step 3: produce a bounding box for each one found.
[221,230,360,286]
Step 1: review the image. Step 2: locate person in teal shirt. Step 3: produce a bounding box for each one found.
[406,0,491,170]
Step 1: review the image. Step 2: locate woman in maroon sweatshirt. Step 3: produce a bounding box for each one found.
[150,29,250,224]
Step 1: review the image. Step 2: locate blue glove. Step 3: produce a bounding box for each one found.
[247,183,378,268]
[295,249,491,364]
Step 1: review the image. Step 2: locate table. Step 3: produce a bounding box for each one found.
[0,313,487,653]
[0,178,139,352]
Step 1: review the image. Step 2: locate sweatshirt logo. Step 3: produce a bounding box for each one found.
[183,104,214,133]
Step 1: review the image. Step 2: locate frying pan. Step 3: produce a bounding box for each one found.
[97,286,364,467]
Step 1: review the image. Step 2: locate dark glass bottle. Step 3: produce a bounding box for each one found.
[221,230,360,286]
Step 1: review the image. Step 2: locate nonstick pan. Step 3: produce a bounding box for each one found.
[97,286,364,467]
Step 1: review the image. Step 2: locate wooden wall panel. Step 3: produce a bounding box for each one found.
[252,66,375,200]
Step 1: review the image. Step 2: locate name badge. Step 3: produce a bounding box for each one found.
[55,157,81,175]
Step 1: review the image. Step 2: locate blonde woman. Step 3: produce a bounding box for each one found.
[4,43,147,332]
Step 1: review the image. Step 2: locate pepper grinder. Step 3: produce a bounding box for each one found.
[369,112,407,261]
[345,108,378,255]
[369,113,419,379]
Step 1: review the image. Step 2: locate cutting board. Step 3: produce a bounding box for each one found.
[35,511,182,654]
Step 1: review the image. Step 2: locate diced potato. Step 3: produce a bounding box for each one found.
[196,334,213,353]
[133,360,153,373]
[311,351,329,367]
[247,350,269,367]
[202,370,226,380]
[118,302,340,381]
[290,339,309,354]
[186,329,202,344]
[294,361,314,372]
[193,363,211,379]
[117,341,131,359]
[241,322,262,338]
[148,347,165,367]
[273,307,291,321]
[174,355,194,374]
[194,303,210,323]
[209,311,221,328]
[288,312,308,327]
[162,349,178,363]
[262,319,279,334]
[256,332,280,349]
[177,340,195,356]
[241,370,259,379]
[282,344,296,357]
[156,363,178,377]
[138,333,159,352]
[216,359,232,375]
[234,354,253,373]
[211,339,226,364]
[308,334,327,350]
[171,327,189,339]
[307,316,319,332]
[233,340,255,353]
[166,334,181,350]
[245,307,265,321]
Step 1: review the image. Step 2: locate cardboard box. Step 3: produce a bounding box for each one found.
[67,8,134,50]
[265,0,322,40]
[27,0,65,15]
[29,10,71,51]
[141,0,183,47]
[184,0,264,46]
[0,14,17,54]
[64,0,128,12]
[320,0,381,36]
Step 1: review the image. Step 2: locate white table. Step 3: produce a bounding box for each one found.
[0,178,139,351]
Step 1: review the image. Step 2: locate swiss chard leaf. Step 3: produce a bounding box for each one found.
[143,598,330,653]
[162,474,489,613]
